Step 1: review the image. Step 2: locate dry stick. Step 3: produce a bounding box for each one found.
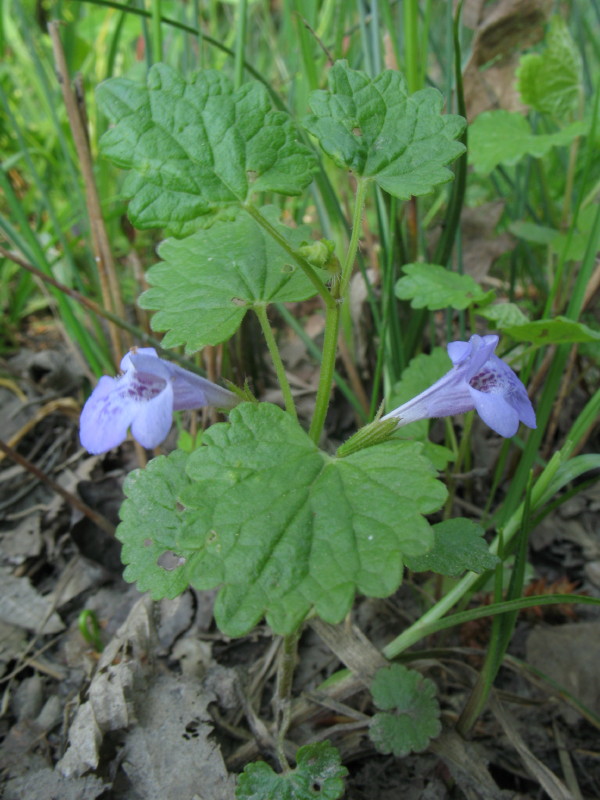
[0,438,116,536]
[48,21,127,365]
[0,245,166,354]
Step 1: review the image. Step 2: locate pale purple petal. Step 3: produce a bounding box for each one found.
[129,380,175,448]
[468,386,520,437]
[469,354,536,431]
[80,373,155,454]
[446,340,472,365]
[384,334,536,438]
[127,349,238,411]
[168,366,238,411]
[382,370,474,425]
[80,347,240,454]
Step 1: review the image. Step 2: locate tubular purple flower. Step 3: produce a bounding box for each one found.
[383,334,536,438]
[80,348,239,454]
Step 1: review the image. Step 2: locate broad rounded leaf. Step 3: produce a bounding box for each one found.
[369,664,441,757]
[469,110,586,175]
[97,64,317,234]
[117,450,201,598]
[504,316,600,345]
[516,17,582,119]
[236,741,347,800]
[140,208,320,352]
[304,61,465,198]
[478,303,529,329]
[180,403,446,636]
[405,518,499,576]
[395,263,492,311]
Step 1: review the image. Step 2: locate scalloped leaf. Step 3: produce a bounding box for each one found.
[139,208,319,352]
[395,263,493,311]
[369,664,441,757]
[117,405,447,636]
[236,741,347,800]
[117,450,200,598]
[405,518,500,576]
[516,17,582,119]
[180,403,445,636]
[97,64,317,235]
[304,61,465,198]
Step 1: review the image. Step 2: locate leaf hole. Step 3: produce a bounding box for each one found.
[157,551,186,571]
[282,263,294,273]
[231,297,247,306]
[176,502,185,512]
[143,538,153,547]
[311,782,322,793]
[247,169,258,182]
[352,126,362,136]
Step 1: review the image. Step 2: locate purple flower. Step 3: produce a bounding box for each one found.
[80,348,239,454]
[383,334,536,437]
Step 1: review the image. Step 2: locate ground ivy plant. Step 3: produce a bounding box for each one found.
[81,60,537,791]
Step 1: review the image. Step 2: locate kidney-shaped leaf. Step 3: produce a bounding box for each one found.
[304,61,465,198]
[97,64,317,234]
[139,208,319,352]
[117,405,446,636]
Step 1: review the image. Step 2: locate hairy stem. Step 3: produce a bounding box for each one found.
[308,179,369,443]
[243,204,334,308]
[274,631,300,771]
[254,305,297,420]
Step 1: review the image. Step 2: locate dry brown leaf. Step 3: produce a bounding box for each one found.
[463,0,552,120]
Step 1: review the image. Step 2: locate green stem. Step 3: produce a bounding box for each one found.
[274,631,300,771]
[308,179,369,443]
[254,305,297,420]
[403,0,420,93]
[340,178,369,297]
[383,452,563,658]
[308,301,340,443]
[150,0,162,62]
[243,204,334,308]
[233,0,248,89]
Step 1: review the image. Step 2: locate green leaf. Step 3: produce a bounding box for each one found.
[181,403,446,636]
[503,316,600,344]
[117,450,200,599]
[236,741,347,800]
[469,110,586,175]
[405,518,500,576]
[509,221,558,245]
[304,61,465,198]
[516,17,582,119]
[139,208,319,352]
[369,665,441,757]
[395,263,492,310]
[97,64,317,235]
[478,302,530,329]
[387,348,452,442]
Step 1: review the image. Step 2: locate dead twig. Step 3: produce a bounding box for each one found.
[48,21,127,364]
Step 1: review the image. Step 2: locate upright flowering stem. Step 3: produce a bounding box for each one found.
[309,179,369,443]
[254,305,297,420]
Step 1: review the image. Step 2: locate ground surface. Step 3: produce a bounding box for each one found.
[1,341,599,800]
